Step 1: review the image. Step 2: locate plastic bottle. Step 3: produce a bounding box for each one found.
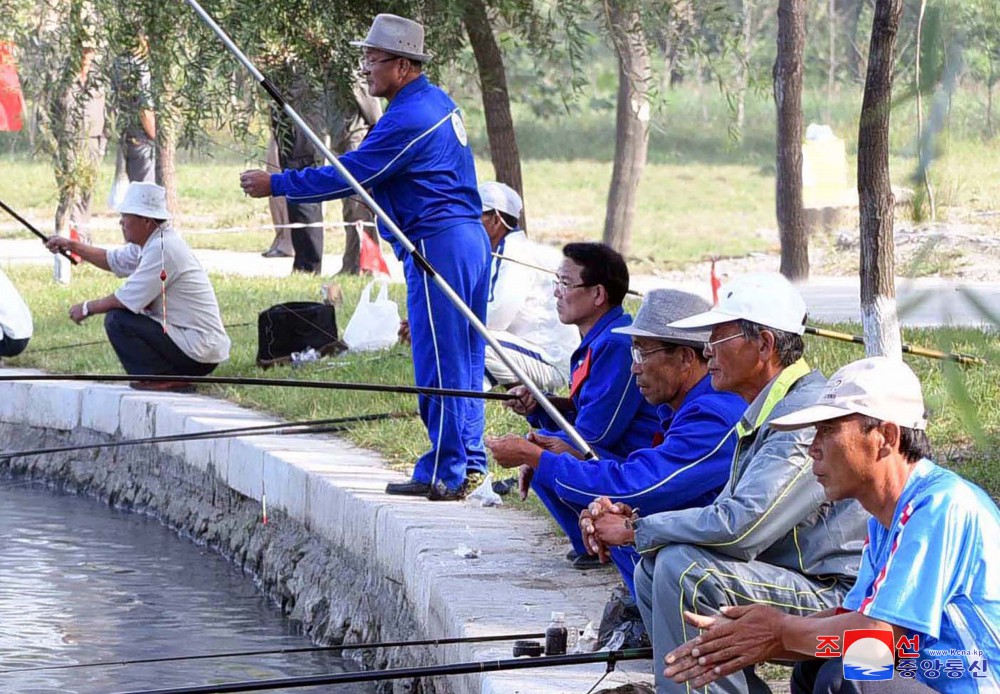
[545,611,568,656]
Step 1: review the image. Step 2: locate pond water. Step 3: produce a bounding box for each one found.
[0,480,370,693]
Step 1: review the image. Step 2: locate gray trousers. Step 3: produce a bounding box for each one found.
[634,544,853,694]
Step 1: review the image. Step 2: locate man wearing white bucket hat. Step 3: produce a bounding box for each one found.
[241,14,491,500]
[596,273,868,693]
[477,181,578,391]
[46,182,230,391]
[661,357,998,694]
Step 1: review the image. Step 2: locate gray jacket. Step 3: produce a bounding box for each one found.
[634,360,868,579]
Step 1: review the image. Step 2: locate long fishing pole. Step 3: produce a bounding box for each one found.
[0,197,78,265]
[0,631,547,675]
[493,252,986,366]
[0,412,412,461]
[114,647,652,694]
[0,373,516,401]
[183,0,596,461]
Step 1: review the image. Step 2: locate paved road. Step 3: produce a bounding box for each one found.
[3,238,997,328]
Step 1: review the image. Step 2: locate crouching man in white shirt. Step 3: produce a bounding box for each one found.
[478,181,578,391]
[46,182,230,392]
[0,267,32,359]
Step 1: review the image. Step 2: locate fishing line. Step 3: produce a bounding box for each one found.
[112,647,652,694]
[492,252,986,365]
[25,323,255,355]
[0,373,517,401]
[0,631,547,675]
[0,412,413,461]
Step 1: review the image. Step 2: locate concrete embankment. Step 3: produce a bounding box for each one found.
[0,370,651,693]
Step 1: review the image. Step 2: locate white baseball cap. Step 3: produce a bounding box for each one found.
[116,182,170,220]
[479,181,523,219]
[771,357,928,431]
[668,273,807,335]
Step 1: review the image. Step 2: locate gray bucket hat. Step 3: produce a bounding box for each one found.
[350,14,432,64]
[612,289,712,349]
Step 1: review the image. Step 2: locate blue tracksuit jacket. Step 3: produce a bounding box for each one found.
[526,306,659,460]
[270,75,490,492]
[531,374,746,597]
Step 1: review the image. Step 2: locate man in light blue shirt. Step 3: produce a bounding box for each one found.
[661,357,999,694]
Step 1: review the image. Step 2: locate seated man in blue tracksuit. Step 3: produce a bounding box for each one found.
[499,243,659,463]
[240,15,490,500]
[488,289,745,590]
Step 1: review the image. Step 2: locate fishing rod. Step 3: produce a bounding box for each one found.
[0,631,547,675]
[493,252,987,366]
[0,412,412,461]
[491,252,642,297]
[0,373,517,401]
[184,0,596,461]
[114,646,652,694]
[0,197,78,264]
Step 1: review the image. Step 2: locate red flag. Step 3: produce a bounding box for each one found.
[0,42,25,132]
[358,222,389,275]
[710,259,722,305]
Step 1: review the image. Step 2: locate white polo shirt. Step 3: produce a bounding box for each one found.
[107,224,230,364]
[487,231,579,376]
[0,268,33,341]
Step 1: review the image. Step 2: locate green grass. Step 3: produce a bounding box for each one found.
[3,264,998,501]
[3,87,999,274]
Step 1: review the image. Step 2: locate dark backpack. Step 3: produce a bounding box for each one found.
[256,301,347,368]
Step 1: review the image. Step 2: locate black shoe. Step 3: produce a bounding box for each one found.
[566,549,579,561]
[385,480,432,497]
[571,553,604,570]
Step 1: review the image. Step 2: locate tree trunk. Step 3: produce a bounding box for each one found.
[914,0,935,220]
[827,0,836,121]
[857,0,905,359]
[602,1,651,257]
[155,122,178,218]
[774,0,808,279]
[736,0,755,138]
[462,0,525,225]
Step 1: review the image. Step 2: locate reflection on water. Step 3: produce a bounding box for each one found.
[0,480,370,693]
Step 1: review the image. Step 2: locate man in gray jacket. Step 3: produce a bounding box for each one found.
[583,274,868,693]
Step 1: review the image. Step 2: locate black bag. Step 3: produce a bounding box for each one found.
[256,301,348,368]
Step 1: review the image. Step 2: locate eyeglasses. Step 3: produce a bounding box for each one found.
[704,332,745,351]
[553,277,592,291]
[631,345,675,364]
[359,56,399,71]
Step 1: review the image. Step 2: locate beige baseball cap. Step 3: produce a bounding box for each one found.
[771,356,928,431]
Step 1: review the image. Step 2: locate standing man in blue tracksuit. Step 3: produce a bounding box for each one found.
[240,14,490,501]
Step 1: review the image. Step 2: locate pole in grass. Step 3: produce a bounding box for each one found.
[180,0,596,460]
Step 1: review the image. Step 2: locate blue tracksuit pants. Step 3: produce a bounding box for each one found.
[404,222,491,492]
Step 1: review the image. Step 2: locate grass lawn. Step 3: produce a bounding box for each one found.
[2,264,997,503]
[3,87,999,274]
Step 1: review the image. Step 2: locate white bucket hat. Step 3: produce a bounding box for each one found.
[669,273,807,335]
[350,14,432,64]
[116,182,170,220]
[771,356,928,431]
[479,181,523,219]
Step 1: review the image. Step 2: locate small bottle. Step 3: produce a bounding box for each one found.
[545,611,568,656]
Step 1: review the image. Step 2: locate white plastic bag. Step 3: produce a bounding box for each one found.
[342,280,400,352]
